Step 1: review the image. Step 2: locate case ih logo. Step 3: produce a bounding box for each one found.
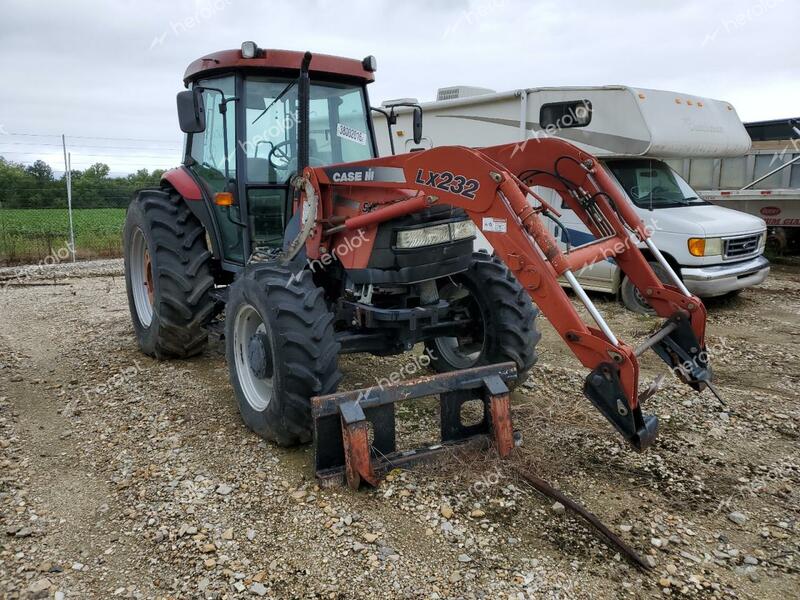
[760,206,781,217]
[325,166,406,184]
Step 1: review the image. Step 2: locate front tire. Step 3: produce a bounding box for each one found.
[123,189,215,358]
[225,265,342,446]
[620,261,672,314]
[425,253,540,386]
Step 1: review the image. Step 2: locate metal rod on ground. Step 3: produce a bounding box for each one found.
[511,465,653,571]
[61,135,76,262]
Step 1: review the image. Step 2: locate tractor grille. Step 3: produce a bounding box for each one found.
[723,234,762,260]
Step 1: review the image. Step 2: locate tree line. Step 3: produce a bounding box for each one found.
[0,157,166,209]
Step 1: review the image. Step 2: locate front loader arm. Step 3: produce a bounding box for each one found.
[480,140,706,337]
[299,139,715,450]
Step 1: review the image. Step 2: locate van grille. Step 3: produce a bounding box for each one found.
[723,234,762,260]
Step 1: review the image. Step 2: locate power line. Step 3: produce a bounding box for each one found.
[10,188,161,191]
[2,132,181,144]
[0,151,178,159]
[0,141,180,151]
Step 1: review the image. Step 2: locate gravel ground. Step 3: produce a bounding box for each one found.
[0,259,798,599]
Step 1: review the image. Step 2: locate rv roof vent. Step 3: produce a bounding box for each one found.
[436,86,495,101]
[381,98,419,107]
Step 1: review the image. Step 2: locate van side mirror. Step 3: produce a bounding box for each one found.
[177,89,205,133]
[413,106,423,144]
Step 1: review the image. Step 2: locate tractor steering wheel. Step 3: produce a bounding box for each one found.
[268,140,325,172]
[268,140,294,170]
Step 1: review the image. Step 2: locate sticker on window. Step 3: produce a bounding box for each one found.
[337,123,367,146]
[482,217,507,233]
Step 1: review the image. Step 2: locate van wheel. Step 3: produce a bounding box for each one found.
[620,261,673,314]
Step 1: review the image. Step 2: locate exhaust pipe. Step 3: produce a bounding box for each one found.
[297,51,312,174]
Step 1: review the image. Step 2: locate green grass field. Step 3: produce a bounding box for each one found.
[0,208,126,265]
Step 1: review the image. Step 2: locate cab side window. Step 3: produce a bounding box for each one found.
[188,75,244,263]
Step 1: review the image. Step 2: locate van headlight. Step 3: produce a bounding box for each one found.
[688,237,723,257]
[396,221,475,249]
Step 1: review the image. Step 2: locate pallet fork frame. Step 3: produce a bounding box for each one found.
[312,363,519,489]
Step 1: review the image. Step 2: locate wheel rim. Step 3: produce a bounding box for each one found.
[632,263,670,311]
[130,228,154,327]
[233,304,274,411]
[632,283,652,310]
[434,284,486,369]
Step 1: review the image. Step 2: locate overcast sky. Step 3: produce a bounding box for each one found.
[0,0,797,174]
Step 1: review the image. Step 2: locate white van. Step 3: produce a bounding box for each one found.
[373,85,770,312]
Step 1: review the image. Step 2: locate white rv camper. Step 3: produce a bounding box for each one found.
[373,86,770,312]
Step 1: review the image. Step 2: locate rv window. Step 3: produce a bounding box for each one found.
[539,100,592,130]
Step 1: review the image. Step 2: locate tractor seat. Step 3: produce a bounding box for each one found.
[247,157,271,183]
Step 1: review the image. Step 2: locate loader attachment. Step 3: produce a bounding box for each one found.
[584,363,660,450]
[312,363,518,488]
[647,313,713,392]
[304,136,717,451]
[585,312,716,450]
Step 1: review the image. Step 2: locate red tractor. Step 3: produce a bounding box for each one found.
[123,43,715,467]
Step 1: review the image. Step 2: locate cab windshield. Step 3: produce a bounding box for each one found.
[244,77,373,184]
[605,159,709,209]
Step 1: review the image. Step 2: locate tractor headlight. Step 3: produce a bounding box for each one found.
[688,237,723,257]
[362,55,377,72]
[396,221,475,249]
[241,41,259,59]
[450,220,476,241]
[397,224,451,249]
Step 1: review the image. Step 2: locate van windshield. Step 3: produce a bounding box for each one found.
[605,159,710,209]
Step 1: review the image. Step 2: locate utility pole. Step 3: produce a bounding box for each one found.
[61,134,76,262]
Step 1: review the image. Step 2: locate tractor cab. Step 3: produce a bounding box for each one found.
[174,43,419,268]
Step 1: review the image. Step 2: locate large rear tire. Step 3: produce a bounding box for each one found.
[225,265,342,446]
[123,189,215,358]
[425,253,540,386]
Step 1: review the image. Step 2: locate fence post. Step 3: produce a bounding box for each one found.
[61,135,76,262]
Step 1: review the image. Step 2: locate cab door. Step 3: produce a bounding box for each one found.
[187,75,246,264]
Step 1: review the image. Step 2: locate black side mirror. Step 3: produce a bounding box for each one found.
[177,88,205,133]
[412,106,423,145]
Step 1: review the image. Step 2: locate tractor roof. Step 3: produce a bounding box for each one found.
[183,48,375,86]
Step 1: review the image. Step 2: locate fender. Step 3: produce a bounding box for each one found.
[162,166,202,200]
[161,166,223,261]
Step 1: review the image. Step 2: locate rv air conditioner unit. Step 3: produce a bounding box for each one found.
[436,86,495,101]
